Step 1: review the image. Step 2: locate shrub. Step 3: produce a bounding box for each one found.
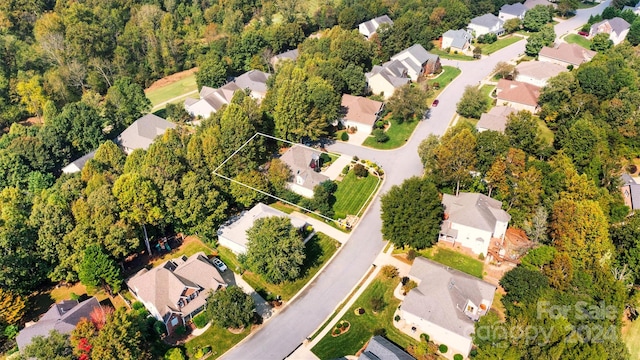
[453,50,458,54]
[154,320,167,336]
[627,164,638,174]
[132,301,145,311]
[478,253,485,260]
[342,321,349,329]
[432,82,440,89]
[370,296,385,312]
[194,347,205,359]
[381,265,399,279]
[174,325,187,335]
[341,132,349,141]
[375,120,385,129]
[470,349,478,357]
[320,153,331,164]
[70,292,80,301]
[356,307,365,315]
[394,315,401,322]
[192,312,210,328]
[164,348,186,360]
[373,129,389,143]
[407,249,417,261]
[342,165,350,175]
[420,333,430,342]
[454,354,464,360]
[333,328,341,335]
[373,328,386,336]
[402,280,418,295]
[353,164,368,177]
[439,344,448,353]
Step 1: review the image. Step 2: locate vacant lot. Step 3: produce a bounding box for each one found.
[145,68,198,109]
[333,170,380,219]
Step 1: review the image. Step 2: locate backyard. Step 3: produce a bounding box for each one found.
[145,69,198,110]
[564,33,592,49]
[623,317,640,360]
[311,273,419,359]
[478,35,523,55]
[393,245,484,279]
[333,170,380,219]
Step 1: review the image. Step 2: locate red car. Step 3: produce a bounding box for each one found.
[578,31,589,37]
[432,99,439,107]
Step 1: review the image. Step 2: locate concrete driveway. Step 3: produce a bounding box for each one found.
[322,154,353,181]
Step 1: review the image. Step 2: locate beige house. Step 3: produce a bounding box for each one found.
[439,192,510,256]
[476,106,517,133]
[441,29,472,52]
[358,15,393,39]
[589,17,630,45]
[400,257,496,357]
[217,203,307,255]
[279,145,329,198]
[340,94,384,134]
[496,79,541,113]
[467,13,504,37]
[115,114,177,154]
[538,43,596,68]
[365,61,410,99]
[127,252,226,335]
[515,61,567,87]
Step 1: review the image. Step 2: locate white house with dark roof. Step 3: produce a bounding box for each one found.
[400,257,496,357]
[439,192,510,256]
[515,61,567,87]
[279,145,329,198]
[62,150,97,174]
[358,335,415,360]
[523,0,556,9]
[185,70,270,119]
[126,252,226,335]
[476,106,518,133]
[116,114,177,154]
[441,29,473,52]
[340,94,384,134]
[217,203,307,255]
[623,1,640,15]
[366,60,411,99]
[589,17,630,45]
[358,15,393,39]
[468,13,504,37]
[499,3,528,20]
[17,297,101,351]
[390,44,441,81]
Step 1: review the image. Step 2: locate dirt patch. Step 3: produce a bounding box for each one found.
[145,67,198,93]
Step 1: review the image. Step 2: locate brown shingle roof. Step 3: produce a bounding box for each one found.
[341,94,384,126]
[496,79,541,107]
[539,43,596,66]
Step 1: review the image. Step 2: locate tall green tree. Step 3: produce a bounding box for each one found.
[434,125,477,195]
[105,77,151,130]
[523,5,553,31]
[386,84,430,123]
[456,86,489,119]
[206,285,255,329]
[22,330,74,360]
[78,245,122,293]
[381,177,443,249]
[91,308,151,360]
[195,55,228,90]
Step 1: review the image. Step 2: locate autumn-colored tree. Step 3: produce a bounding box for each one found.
[543,251,574,290]
[0,288,26,324]
[434,125,477,195]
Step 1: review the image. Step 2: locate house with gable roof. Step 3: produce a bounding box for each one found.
[496,78,541,113]
[476,106,518,133]
[623,1,640,15]
[17,297,102,351]
[621,173,640,212]
[366,60,411,99]
[439,192,511,256]
[399,257,496,357]
[340,94,384,134]
[217,203,307,255]
[589,17,630,45]
[358,15,393,39]
[515,60,567,87]
[116,114,177,154]
[270,48,299,69]
[390,44,441,81]
[499,3,528,20]
[62,150,97,174]
[279,145,329,198]
[358,335,415,360]
[126,252,226,335]
[538,43,596,68]
[523,0,556,9]
[467,13,504,37]
[441,29,473,52]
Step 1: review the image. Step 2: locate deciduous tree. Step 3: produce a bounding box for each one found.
[434,125,477,195]
[78,245,122,293]
[207,285,255,329]
[22,330,74,360]
[456,86,488,119]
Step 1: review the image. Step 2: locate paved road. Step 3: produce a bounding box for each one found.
[222,4,611,359]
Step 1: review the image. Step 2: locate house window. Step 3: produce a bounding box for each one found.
[171,317,179,326]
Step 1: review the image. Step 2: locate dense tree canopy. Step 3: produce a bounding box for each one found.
[207,285,255,329]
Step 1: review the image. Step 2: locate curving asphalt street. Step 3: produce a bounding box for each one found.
[222,2,611,359]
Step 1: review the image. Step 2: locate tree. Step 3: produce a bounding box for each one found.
[16,75,47,119]
[557,0,579,17]
[195,55,228,90]
[591,32,613,51]
[207,286,255,329]
[493,61,515,79]
[78,245,122,293]
[523,5,553,31]
[523,206,549,243]
[244,216,306,283]
[0,289,26,325]
[310,180,337,218]
[22,330,74,360]
[434,125,477,195]
[381,177,443,249]
[505,111,544,156]
[456,86,488,119]
[105,77,151,129]
[499,267,549,305]
[628,17,640,46]
[385,84,430,123]
[91,308,151,360]
[504,18,521,33]
[418,135,440,173]
[525,26,555,56]
[267,159,292,194]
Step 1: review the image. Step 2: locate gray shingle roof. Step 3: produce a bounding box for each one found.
[621,174,640,210]
[443,29,472,49]
[358,336,415,360]
[232,69,270,96]
[500,3,528,17]
[360,15,394,35]
[16,297,101,350]
[116,114,177,151]
[470,13,503,29]
[279,145,329,191]
[402,257,496,340]
[442,192,511,233]
[591,17,630,36]
[392,44,439,69]
[274,48,299,62]
[62,150,97,174]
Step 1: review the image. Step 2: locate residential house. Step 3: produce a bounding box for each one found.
[127,252,226,335]
[340,94,384,134]
[589,17,630,45]
[439,192,511,256]
[499,3,528,20]
[523,0,557,9]
[365,60,411,99]
[400,257,496,358]
[279,145,329,198]
[621,173,640,211]
[496,79,541,113]
[217,203,307,255]
[115,114,177,154]
[390,44,441,81]
[358,15,393,39]
[61,150,96,174]
[16,297,101,351]
[515,61,567,87]
[622,2,640,15]
[538,43,596,68]
[270,48,299,69]
[467,13,504,37]
[476,106,518,133]
[441,29,473,52]
[358,335,415,360]
[185,70,270,119]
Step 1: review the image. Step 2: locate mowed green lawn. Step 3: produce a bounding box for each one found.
[623,319,640,359]
[185,323,250,359]
[145,72,198,109]
[419,247,484,278]
[311,274,419,359]
[333,170,380,219]
[363,118,419,149]
[479,36,523,55]
[564,33,592,49]
[428,66,462,99]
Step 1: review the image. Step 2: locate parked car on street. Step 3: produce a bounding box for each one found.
[578,31,588,36]
[432,99,439,107]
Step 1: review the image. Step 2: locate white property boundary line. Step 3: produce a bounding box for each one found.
[213,132,367,226]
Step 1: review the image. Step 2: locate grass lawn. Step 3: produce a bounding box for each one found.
[623,318,640,359]
[537,118,554,145]
[418,247,484,279]
[430,47,475,61]
[459,116,479,127]
[145,72,198,109]
[363,118,419,149]
[333,171,380,219]
[564,33,591,49]
[428,66,462,99]
[151,236,215,267]
[478,36,523,55]
[222,233,340,301]
[185,323,250,359]
[311,274,419,359]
